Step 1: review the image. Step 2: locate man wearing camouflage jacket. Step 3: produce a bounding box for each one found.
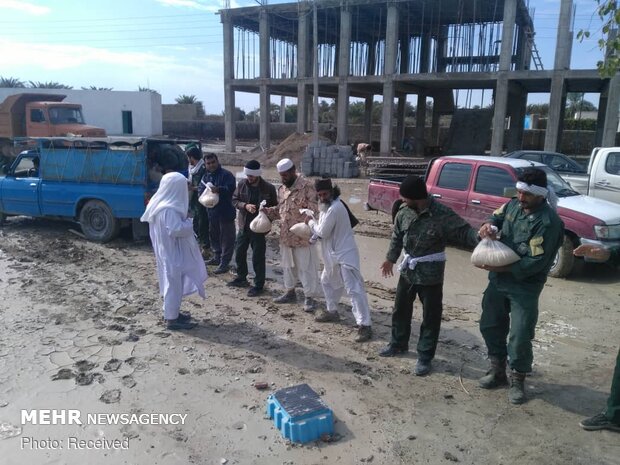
[379,175,479,376]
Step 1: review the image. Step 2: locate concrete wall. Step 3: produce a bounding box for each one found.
[0,88,162,136]
[162,103,201,121]
[161,120,620,155]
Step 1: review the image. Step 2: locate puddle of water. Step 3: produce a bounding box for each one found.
[0,422,22,440]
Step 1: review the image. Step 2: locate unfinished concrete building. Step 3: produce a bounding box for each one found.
[219,0,620,155]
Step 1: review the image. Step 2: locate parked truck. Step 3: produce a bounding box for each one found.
[560,147,620,204]
[0,137,195,242]
[366,156,620,278]
[0,93,106,164]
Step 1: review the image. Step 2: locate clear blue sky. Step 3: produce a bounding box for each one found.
[0,0,610,113]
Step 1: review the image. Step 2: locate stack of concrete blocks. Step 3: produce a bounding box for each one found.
[301,142,360,178]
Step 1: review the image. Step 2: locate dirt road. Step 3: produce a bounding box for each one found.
[0,173,618,465]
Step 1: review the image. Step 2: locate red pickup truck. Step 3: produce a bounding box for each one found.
[366,156,620,278]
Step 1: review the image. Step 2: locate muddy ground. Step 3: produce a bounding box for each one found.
[0,168,618,465]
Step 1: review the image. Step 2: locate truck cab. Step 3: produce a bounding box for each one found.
[0,137,197,242]
[0,93,107,163]
[26,101,106,138]
[1,150,41,218]
[561,147,620,204]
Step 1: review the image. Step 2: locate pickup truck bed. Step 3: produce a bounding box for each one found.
[0,137,197,242]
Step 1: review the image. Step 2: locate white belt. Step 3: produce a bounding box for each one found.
[398,251,447,272]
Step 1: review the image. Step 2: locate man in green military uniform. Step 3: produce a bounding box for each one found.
[476,168,564,405]
[574,243,620,432]
[379,175,479,376]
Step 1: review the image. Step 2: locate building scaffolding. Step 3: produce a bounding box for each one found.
[219,0,619,155]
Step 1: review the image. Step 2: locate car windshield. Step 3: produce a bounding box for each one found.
[48,107,85,125]
[515,166,580,197]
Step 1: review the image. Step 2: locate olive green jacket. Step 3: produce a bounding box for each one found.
[386,198,480,285]
[488,199,564,287]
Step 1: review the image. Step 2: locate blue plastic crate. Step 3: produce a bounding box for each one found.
[266,383,334,443]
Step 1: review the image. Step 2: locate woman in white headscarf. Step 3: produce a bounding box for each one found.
[141,172,208,330]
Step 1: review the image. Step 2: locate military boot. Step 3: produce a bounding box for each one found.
[479,356,509,389]
[508,371,527,405]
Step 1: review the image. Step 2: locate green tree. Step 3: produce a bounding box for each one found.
[566,92,597,118]
[233,107,246,121]
[318,99,336,123]
[28,81,73,89]
[348,101,366,124]
[284,104,297,123]
[0,76,26,87]
[526,103,550,117]
[175,94,198,104]
[246,108,259,122]
[577,0,620,77]
[138,86,159,93]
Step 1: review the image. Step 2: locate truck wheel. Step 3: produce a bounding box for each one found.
[79,200,120,243]
[548,235,575,278]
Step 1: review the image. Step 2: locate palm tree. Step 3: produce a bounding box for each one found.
[175,94,198,104]
[81,86,113,90]
[138,86,159,93]
[0,76,26,88]
[28,81,73,89]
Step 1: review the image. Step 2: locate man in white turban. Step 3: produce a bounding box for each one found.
[263,158,321,312]
[141,172,208,330]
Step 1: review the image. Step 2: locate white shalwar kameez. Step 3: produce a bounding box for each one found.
[309,199,371,326]
[141,172,208,320]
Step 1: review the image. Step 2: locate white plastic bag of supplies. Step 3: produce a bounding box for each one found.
[289,208,313,239]
[471,238,520,267]
[250,200,271,233]
[199,182,219,208]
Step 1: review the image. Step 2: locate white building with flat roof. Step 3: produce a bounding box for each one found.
[0,88,162,136]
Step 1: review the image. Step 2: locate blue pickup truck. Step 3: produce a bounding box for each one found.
[0,137,194,242]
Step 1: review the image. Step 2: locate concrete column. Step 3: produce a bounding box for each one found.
[280,97,286,123]
[554,0,573,70]
[297,85,309,133]
[415,93,427,155]
[336,86,349,145]
[499,0,517,71]
[259,9,270,79]
[490,1,517,154]
[221,11,236,152]
[491,75,509,155]
[431,101,441,145]
[380,83,396,154]
[544,74,567,151]
[505,82,527,151]
[380,3,399,154]
[602,74,620,147]
[297,7,310,133]
[259,9,270,149]
[364,96,373,143]
[396,96,407,149]
[259,87,271,150]
[596,81,610,145]
[336,5,352,145]
[384,5,398,76]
